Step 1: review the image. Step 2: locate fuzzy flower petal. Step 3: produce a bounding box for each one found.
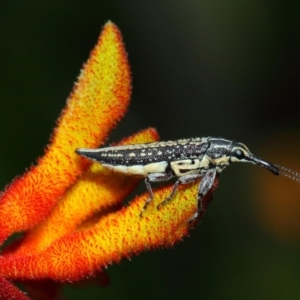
[0,21,217,299]
[6,128,159,256]
[0,276,30,300]
[0,21,131,244]
[0,178,217,281]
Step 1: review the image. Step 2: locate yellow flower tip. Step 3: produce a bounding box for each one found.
[49,20,132,159]
[0,21,132,245]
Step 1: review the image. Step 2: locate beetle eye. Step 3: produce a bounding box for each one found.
[234,149,245,159]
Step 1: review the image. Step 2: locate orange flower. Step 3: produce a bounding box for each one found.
[0,22,217,299]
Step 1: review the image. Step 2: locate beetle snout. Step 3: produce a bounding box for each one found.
[248,154,279,175]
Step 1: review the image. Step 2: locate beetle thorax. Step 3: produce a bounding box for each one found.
[204,138,234,174]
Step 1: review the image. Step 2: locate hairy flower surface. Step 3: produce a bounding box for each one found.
[0,22,216,300]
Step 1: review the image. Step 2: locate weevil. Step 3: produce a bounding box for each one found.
[75,137,300,222]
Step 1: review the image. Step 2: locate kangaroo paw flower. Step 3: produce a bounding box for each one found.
[0,21,217,299]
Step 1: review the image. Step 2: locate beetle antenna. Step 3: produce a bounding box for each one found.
[276,165,300,184]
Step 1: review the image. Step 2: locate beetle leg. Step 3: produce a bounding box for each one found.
[140,173,173,217]
[157,173,203,210]
[188,168,216,224]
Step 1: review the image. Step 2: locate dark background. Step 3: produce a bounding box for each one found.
[1,1,300,299]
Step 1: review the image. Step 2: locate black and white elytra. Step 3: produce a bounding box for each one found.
[76,137,300,222]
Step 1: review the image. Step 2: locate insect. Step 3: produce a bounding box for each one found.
[75,137,300,222]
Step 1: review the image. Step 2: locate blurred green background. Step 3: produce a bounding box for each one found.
[1,1,300,299]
